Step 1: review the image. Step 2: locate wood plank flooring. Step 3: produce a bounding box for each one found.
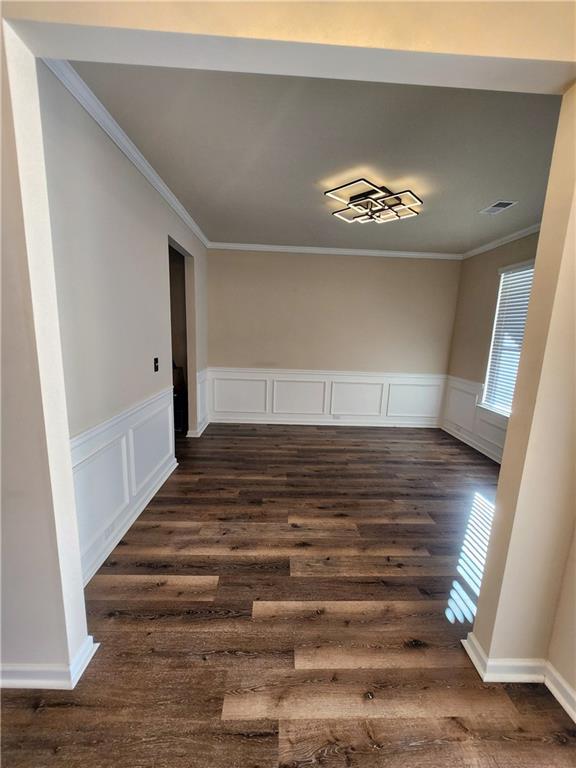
[2,425,574,767]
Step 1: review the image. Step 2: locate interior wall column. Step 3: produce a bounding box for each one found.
[1,24,96,689]
[471,81,576,666]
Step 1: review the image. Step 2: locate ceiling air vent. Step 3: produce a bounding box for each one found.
[480,200,518,215]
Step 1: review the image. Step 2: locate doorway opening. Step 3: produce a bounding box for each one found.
[168,245,188,446]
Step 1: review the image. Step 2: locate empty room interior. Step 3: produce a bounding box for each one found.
[2,3,575,766]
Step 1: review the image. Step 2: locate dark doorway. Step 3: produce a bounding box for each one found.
[168,246,188,439]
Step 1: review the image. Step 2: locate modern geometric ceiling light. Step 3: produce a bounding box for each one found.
[325,178,423,223]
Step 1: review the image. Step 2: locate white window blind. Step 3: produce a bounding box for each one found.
[482,261,535,417]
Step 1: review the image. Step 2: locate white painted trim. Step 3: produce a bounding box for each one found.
[462,224,541,259]
[461,632,490,680]
[186,369,209,437]
[209,241,463,261]
[442,423,503,464]
[42,58,208,247]
[70,388,173,452]
[1,636,99,690]
[70,389,177,583]
[187,418,209,438]
[207,367,446,427]
[210,415,441,428]
[546,663,576,724]
[462,633,544,683]
[42,58,541,264]
[209,367,445,382]
[81,458,177,585]
[442,376,507,463]
[463,632,576,723]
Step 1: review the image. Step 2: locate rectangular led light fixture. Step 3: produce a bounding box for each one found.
[326,178,422,224]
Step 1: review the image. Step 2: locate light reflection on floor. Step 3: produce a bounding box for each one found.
[445,492,496,624]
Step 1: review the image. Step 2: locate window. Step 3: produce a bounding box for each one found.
[482,261,535,417]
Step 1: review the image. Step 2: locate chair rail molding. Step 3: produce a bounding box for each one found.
[70,388,177,583]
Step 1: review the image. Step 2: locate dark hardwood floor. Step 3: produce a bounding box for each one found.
[2,425,574,766]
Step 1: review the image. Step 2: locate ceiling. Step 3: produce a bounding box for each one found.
[71,62,561,255]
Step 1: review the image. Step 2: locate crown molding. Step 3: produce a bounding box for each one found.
[42,59,537,264]
[462,223,541,259]
[42,58,209,247]
[208,242,463,260]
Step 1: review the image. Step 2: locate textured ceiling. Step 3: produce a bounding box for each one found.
[72,62,561,254]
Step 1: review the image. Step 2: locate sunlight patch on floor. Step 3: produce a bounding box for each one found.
[445,492,495,624]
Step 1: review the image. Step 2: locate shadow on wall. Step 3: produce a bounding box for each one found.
[446,492,496,624]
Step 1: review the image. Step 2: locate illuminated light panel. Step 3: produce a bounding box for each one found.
[382,190,423,210]
[349,197,385,214]
[325,178,384,205]
[396,207,419,219]
[332,208,363,223]
[325,178,422,224]
[374,209,400,223]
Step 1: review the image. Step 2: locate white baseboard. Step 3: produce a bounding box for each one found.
[70,388,177,583]
[463,632,576,723]
[1,635,99,690]
[442,376,507,463]
[206,367,446,428]
[443,422,503,463]
[187,417,209,438]
[546,663,576,724]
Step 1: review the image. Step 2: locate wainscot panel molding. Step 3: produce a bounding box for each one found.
[1,636,99,691]
[206,368,446,427]
[188,369,209,437]
[442,376,507,463]
[70,388,177,583]
[463,633,576,723]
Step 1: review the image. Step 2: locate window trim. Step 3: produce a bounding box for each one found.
[481,259,535,417]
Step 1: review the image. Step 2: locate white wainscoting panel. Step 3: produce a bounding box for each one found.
[331,381,383,416]
[442,376,507,462]
[70,388,177,583]
[129,405,173,496]
[274,379,326,415]
[207,368,446,427]
[72,435,130,553]
[213,376,268,414]
[387,382,444,419]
